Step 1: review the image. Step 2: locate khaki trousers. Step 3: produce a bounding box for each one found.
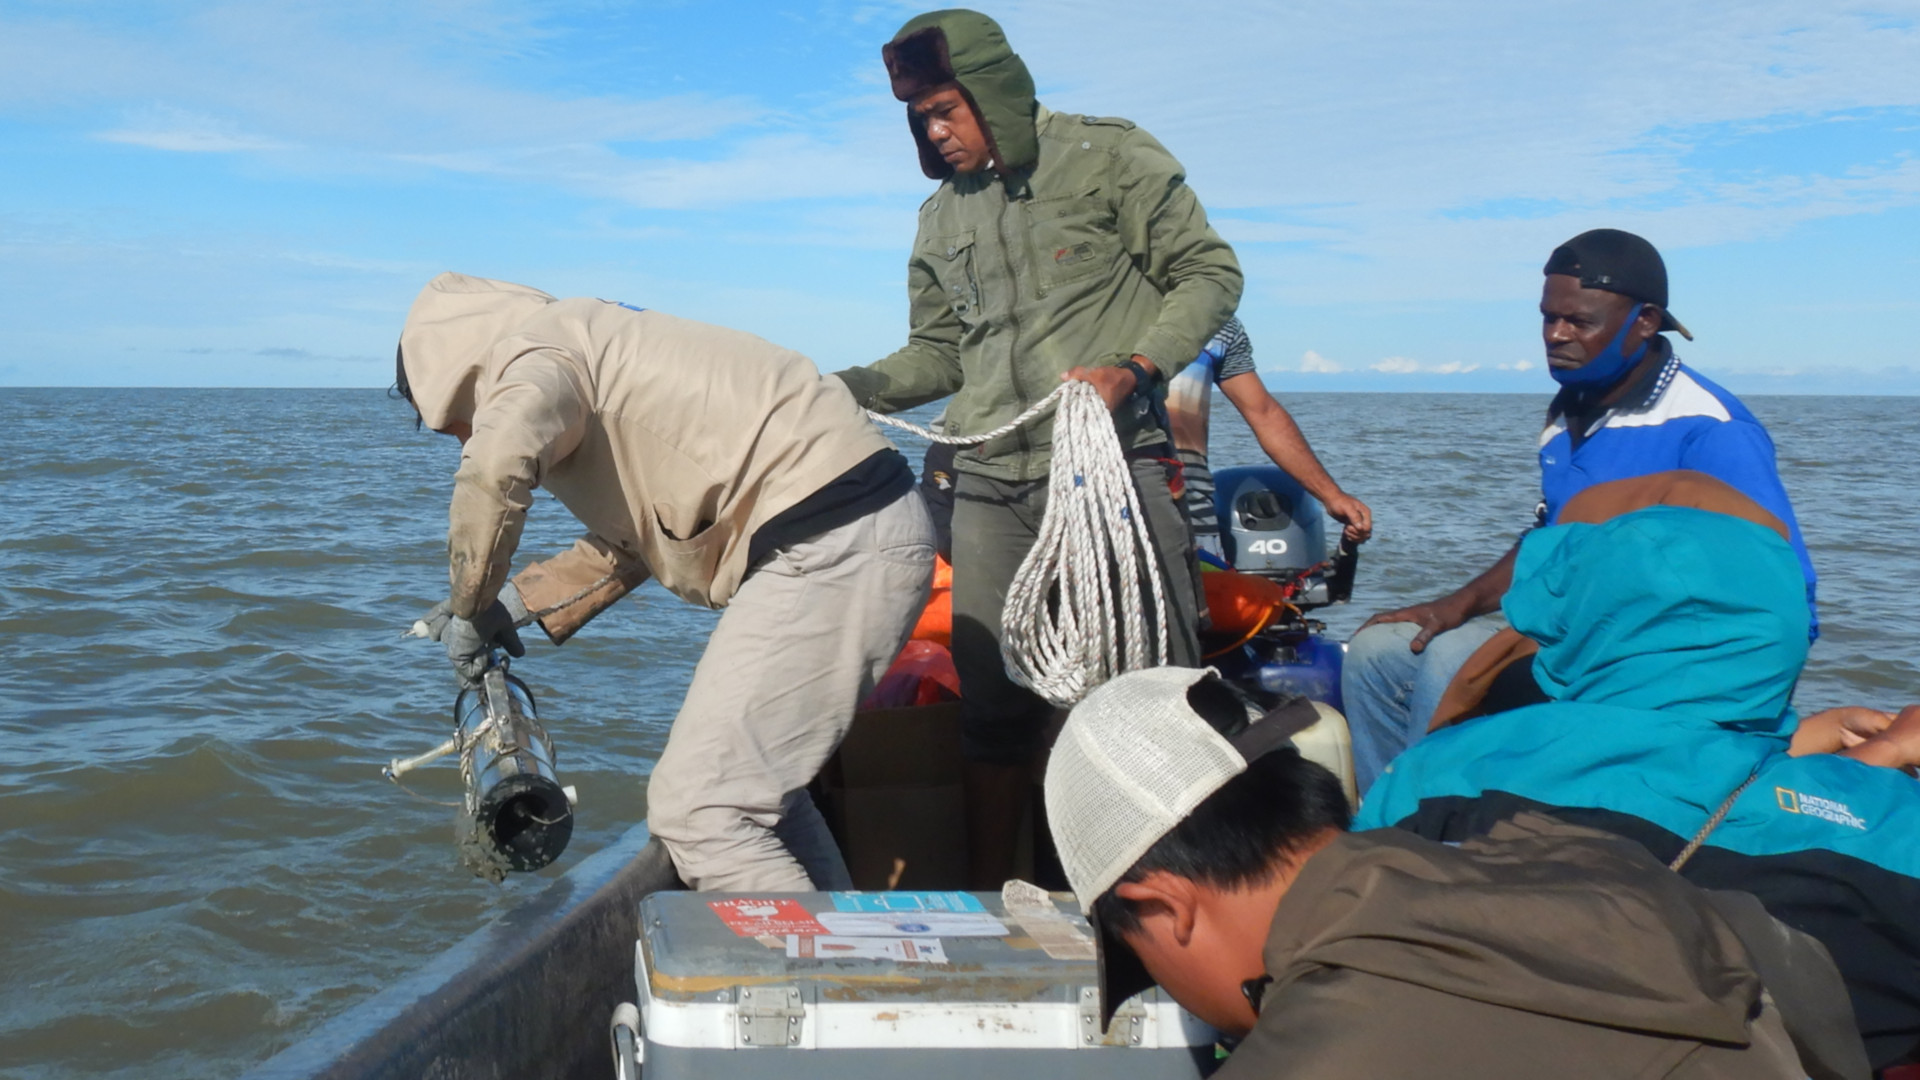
[645,491,934,891]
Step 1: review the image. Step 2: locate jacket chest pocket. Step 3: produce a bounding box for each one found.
[926,229,983,326]
[1027,190,1117,295]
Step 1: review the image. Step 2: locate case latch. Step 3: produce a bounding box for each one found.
[737,985,804,1048]
[1078,986,1147,1047]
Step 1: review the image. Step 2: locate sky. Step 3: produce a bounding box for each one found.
[2,0,1917,392]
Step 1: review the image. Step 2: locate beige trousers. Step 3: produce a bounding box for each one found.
[645,490,935,891]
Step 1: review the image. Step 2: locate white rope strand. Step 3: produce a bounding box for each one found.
[869,380,1169,705]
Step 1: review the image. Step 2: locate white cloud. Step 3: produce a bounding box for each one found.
[1370,357,1481,375]
[992,0,1920,302]
[4,0,1919,385]
[2,6,765,161]
[10,1,1918,240]
[1214,219,1346,245]
[96,105,291,153]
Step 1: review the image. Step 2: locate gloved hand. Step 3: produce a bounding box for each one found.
[415,584,531,685]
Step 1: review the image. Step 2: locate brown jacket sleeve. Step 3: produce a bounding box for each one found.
[447,349,589,617]
[510,534,652,645]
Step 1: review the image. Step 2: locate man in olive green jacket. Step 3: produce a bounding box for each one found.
[834,9,1243,886]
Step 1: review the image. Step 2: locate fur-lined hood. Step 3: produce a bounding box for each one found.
[883,9,1038,179]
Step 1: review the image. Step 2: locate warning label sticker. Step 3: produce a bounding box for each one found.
[708,898,827,937]
[786,936,949,963]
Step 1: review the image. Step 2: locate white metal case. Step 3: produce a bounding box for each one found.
[630,890,1222,1079]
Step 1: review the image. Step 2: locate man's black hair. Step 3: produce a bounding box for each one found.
[1091,746,1351,936]
[389,342,422,429]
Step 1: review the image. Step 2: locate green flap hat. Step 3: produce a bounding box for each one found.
[883,9,1039,179]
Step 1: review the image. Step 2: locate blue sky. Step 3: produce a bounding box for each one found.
[2,0,1916,392]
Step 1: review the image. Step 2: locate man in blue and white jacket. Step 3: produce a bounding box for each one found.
[1342,228,1818,794]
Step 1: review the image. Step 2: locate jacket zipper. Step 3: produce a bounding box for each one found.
[997,174,1032,477]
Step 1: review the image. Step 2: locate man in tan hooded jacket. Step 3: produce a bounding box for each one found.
[397,272,934,891]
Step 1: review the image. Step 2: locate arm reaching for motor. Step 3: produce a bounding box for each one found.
[1216,370,1372,544]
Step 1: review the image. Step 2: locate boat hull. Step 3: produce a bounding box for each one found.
[244,825,680,1080]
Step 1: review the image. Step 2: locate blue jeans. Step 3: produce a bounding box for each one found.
[1344,615,1507,799]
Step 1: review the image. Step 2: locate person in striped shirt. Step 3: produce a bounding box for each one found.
[1166,316,1372,560]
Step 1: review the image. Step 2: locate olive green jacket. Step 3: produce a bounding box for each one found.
[837,104,1243,481]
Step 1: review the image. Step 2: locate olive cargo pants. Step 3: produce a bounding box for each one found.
[950,455,1204,764]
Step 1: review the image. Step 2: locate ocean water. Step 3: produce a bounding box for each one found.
[0,387,1913,1078]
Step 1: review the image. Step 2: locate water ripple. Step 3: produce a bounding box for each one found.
[0,387,1911,1078]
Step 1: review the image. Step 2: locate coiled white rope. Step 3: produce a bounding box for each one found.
[868,380,1169,705]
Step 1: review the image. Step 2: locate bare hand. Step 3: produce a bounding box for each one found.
[1853,704,1920,774]
[1324,492,1373,544]
[1063,358,1151,412]
[1357,597,1470,654]
[1790,706,1893,757]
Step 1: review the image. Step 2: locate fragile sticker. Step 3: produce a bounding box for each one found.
[817,911,1007,937]
[828,891,986,913]
[786,935,949,963]
[708,898,827,937]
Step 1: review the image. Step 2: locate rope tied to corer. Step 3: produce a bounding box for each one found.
[867,379,1171,706]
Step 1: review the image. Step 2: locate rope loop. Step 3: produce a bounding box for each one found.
[869,380,1170,705]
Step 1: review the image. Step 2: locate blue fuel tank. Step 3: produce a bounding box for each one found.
[1215,631,1345,712]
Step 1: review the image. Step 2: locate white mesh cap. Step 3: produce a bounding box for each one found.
[1044,666,1249,911]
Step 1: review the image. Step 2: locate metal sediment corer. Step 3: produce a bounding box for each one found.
[452,664,573,881]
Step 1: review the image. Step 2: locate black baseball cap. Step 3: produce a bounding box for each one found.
[1544,229,1693,341]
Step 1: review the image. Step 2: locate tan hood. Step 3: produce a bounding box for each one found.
[398,272,557,431]
[399,272,897,623]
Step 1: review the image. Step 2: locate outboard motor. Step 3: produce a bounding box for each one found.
[1207,465,1358,709]
[386,652,575,882]
[1217,466,1331,603]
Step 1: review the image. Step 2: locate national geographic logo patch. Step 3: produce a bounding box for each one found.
[1776,787,1868,830]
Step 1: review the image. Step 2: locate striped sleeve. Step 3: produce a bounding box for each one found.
[1204,317,1256,383]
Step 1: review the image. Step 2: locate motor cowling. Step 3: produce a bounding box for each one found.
[1214,466,1333,601]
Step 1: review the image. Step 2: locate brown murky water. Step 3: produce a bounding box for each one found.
[1,387,1912,1078]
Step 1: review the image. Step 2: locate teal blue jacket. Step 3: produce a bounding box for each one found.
[1357,507,1920,1066]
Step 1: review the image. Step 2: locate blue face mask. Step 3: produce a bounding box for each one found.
[1551,302,1647,388]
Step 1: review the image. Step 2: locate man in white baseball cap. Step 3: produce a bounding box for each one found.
[1043,667,1816,1078]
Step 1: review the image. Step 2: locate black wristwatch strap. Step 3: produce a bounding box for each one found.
[1118,358,1158,396]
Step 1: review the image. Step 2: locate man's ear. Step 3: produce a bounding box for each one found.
[1114,871,1201,947]
[1632,302,1664,344]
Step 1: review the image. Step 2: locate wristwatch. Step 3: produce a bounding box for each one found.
[1117,358,1159,397]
